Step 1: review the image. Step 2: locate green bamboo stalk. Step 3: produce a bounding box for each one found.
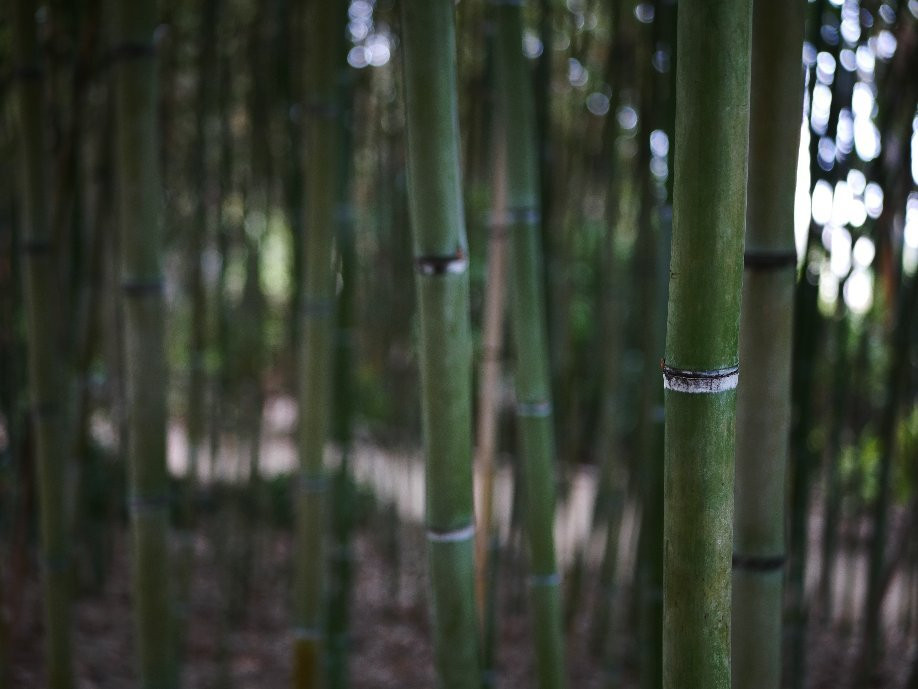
[731,0,805,687]
[474,108,509,625]
[494,3,565,687]
[860,271,918,684]
[663,1,751,688]
[327,52,355,689]
[292,2,345,686]
[12,0,74,686]
[112,1,176,686]
[184,0,219,521]
[400,1,479,686]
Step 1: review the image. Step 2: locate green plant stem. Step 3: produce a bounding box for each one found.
[113,0,176,685]
[292,2,345,687]
[731,1,805,687]
[494,3,565,687]
[400,1,480,687]
[663,1,751,688]
[12,0,74,686]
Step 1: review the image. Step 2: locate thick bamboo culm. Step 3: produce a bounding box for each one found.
[494,3,565,688]
[12,0,74,686]
[662,0,751,688]
[400,1,480,687]
[731,0,805,687]
[112,0,177,686]
[293,2,346,687]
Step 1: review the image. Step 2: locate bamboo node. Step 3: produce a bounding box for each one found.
[426,523,475,543]
[506,205,541,225]
[297,474,329,493]
[661,363,739,394]
[293,626,323,640]
[20,238,53,255]
[121,277,165,297]
[31,401,60,420]
[732,552,786,572]
[300,298,334,318]
[304,100,339,120]
[415,252,469,276]
[127,494,172,515]
[528,572,561,587]
[12,64,43,82]
[516,400,552,417]
[744,249,798,270]
[103,41,156,68]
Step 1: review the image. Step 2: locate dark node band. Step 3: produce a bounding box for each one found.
[507,205,541,225]
[121,277,164,296]
[744,249,798,270]
[105,41,155,66]
[732,553,786,572]
[12,64,43,82]
[300,298,334,318]
[297,474,328,493]
[127,494,172,514]
[415,252,468,276]
[32,402,60,420]
[303,100,339,119]
[20,238,53,255]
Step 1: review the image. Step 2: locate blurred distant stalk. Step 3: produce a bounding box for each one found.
[663,2,751,689]
[474,111,508,622]
[113,0,176,685]
[494,3,565,688]
[13,0,74,685]
[400,0,480,686]
[292,1,345,686]
[731,1,805,688]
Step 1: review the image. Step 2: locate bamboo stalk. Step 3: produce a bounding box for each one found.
[731,0,805,687]
[400,1,480,686]
[112,0,176,685]
[663,1,751,687]
[493,3,565,687]
[474,114,509,624]
[292,1,346,686]
[12,0,74,686]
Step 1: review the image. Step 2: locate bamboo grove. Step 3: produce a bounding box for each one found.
[1,1,917,688]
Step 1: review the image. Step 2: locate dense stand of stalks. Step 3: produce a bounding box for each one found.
[732,1,806,687]
[662,1,751,688]
[400,1,480,687]
[4,2,918,689]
